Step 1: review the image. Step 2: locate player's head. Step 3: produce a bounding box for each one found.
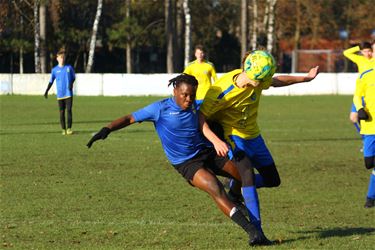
[168,73,198,110]
[56,49,66,65]
[242,50,276,83]
[372,40,375,58]
[194,45,205,62]
[359,42,372,59]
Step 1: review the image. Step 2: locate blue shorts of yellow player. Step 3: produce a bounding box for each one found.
[363,135,375,157]
[228,135,274,169]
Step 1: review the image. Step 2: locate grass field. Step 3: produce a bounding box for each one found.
[1,95,374,249]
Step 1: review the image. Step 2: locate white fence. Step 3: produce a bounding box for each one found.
[0,73,358,96]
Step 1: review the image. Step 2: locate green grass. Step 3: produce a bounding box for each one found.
[1,95,374,249]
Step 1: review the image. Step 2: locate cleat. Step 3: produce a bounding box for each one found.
[364,198,375,208]
[62,129,66,135]
[66,128,73,135]
[249,232,274,246]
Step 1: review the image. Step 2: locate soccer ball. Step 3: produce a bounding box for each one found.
[243,50,276,81]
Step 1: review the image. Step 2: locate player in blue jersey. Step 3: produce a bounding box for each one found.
[44,49,76,135]
[87,74,272,246]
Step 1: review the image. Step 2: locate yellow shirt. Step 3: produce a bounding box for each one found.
[183,60,218,100]
[200,69,272,140]
[343,46,375,73]
[353,67,375,135]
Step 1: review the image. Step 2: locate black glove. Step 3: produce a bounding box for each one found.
[87,127,112,148]
[358,108,369,121]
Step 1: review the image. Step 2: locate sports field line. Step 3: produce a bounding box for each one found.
[2,219,232,228]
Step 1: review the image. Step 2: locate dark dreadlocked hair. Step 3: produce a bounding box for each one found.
[168,73,199,88]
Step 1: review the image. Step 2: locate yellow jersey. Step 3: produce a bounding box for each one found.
[200,69,272,140]
[183,60,218,100]
[343,46,375,73]
[354,67,375,135]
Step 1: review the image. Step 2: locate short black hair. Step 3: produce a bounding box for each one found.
[168,73,198,88]
[359,42,371,50]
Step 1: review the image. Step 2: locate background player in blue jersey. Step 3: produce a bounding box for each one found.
[44,49,76,135]
[86,74,272,246]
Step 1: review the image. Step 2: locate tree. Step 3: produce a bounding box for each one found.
[34,0,41,73]
[39,1,47,73]
[266,0,277,52]
[86,0,103,73]
[241,0,248,57]
[165,0,176,73]
[183,0,191,68]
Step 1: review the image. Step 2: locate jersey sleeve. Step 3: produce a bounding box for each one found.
[260,78,272,90]
[183,65,192,75]
[211,65,218,82]
[49,68,56,84]
[353,77,365,110]
[343,46,362,64]
[200,87,231,118]
[69,66,76,82]
[132,101,161,123]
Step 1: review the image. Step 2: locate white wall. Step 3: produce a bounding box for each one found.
[0,73,358,96]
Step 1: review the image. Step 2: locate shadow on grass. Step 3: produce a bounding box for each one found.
[0,128,154,136]
[271,137,362,142]
[271,227,375,246]
[298,227,375,239]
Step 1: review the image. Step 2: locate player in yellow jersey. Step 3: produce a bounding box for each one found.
[199,50,319,240]
[343,42,374,134]
[353,65,375,208]
[184,45,218,105]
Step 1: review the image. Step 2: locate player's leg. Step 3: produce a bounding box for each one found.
[190,167,268,246]
[66,97,73,134]
[363,135,375,208]
[58,99,66,134]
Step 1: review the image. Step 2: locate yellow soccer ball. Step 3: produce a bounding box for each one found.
[243,50,276,81]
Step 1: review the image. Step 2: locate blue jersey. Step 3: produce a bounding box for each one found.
[132,97,209,165]
[49,65,75,99]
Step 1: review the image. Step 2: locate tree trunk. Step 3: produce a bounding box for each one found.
[266,0,276,53]
[34,0,41,73]
[86,0,103,73]
[165,0,175,73]
[241,0,248,57]
[293,0,301,50]
[183,0,191,68]
[250,0,258,50]
[39,2,47,73]
[175,0,184,72]
[125,0,132,73]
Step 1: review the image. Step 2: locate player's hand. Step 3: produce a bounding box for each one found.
[305,66,319,81]
[87,127,112,148]
[358,108,369,121]
[212,138,229,157]
[44,91,48,99]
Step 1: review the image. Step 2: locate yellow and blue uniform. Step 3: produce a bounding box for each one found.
[183,60,218,101]
[354,67,375,153]
[353,66,375,202]
[343,46,375,113]
[200,69,273,166]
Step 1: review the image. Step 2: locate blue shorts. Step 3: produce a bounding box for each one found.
[363,135,375,157]
[228,134,274,168]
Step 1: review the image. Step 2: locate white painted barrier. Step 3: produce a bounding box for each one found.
[0,73,358,96]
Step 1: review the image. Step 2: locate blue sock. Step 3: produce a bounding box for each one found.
[255,174,265,188]
[367,170,375,199]
[242,186,261,230]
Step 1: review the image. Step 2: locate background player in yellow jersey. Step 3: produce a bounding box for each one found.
[353,65,375,208]
[183,45,218,105]
[343,42,374,134]
[199,50,319,240]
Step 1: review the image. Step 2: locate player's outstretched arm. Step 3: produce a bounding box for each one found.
[271,66,319,87]
[87,114,135,148]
